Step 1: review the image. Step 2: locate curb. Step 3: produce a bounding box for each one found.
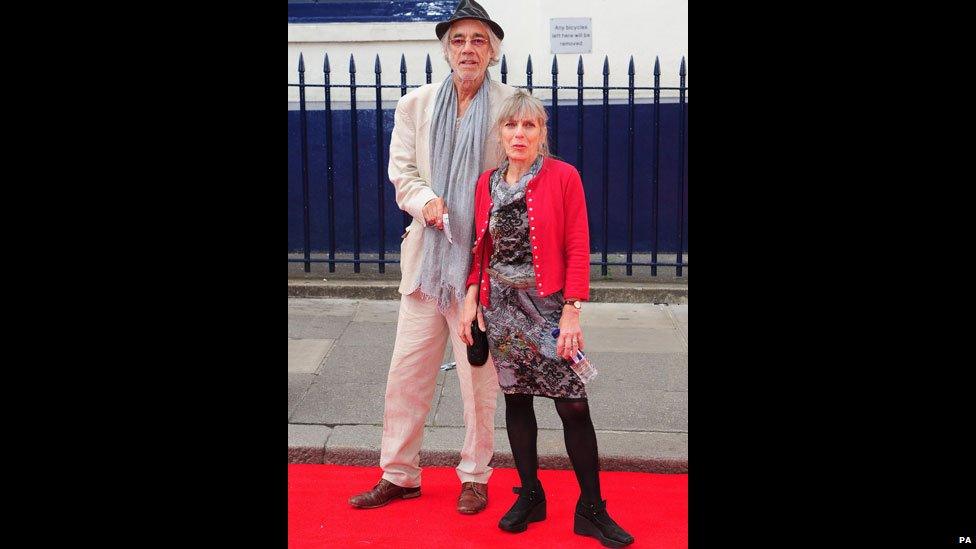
[288,280,687,304]
[288,446,688,475]
[287,425,688,475]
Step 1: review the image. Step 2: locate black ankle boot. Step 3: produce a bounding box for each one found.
[573,498,634,547]
[498,481,546,533]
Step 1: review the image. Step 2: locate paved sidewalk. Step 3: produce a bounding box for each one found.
[288,297,687,473]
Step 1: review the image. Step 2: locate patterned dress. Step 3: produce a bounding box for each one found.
[481,156,587,399]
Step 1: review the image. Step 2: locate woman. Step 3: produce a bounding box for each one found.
[459,90,634,548]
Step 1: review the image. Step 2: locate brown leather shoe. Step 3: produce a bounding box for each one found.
[348,479,420,509]
[457,482,488,514]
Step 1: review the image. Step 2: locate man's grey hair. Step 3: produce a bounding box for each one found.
[440,19,502,68]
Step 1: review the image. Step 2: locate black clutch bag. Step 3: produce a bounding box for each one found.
[466,237,489,367]
[467,320,489,366]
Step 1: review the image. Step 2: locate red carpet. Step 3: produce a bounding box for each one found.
[289,464,687,548]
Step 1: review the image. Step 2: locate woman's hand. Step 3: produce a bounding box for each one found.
[459,285,486,345]
[555,305,584,360]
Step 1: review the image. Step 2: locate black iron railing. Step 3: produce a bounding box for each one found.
[289,52,687,276]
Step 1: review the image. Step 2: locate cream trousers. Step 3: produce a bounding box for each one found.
[379,291,499,488]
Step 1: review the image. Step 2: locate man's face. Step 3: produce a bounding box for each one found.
[447,19,494,82]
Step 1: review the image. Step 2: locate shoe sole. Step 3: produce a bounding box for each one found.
[349,490,421,509]
[457,503,487,515]
[498,501,547,533]
[573,513,634,548]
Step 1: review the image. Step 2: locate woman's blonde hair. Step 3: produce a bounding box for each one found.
[495,90,550,158]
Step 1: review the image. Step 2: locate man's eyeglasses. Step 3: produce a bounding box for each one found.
[450,37,489,49]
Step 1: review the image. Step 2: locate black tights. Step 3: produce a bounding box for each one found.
[504,393,602,503]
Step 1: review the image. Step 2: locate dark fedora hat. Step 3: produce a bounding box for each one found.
[435,0,505,41]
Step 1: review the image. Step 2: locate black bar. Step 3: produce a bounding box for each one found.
[350,55,361,273]
[401,55,410,232]
[627,56,635,276]
[289,258,401,265]
[601,56,609,277]
[589,261,688,267]
[576,56,583,186]
[677,57,686,277]
[298,54,311,273]
[325,54,336,273]
[399,53,408,97]
[289,84,422,89]
[287,258,689,267]
[651,57,660,276]
[288,84,687,91]
[375,55,386,274]
[290,52,689,278]
[551,56,558,156]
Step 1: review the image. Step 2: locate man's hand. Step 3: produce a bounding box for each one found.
[422,197,448,230]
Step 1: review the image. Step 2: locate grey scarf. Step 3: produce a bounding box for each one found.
[417,72,491,310]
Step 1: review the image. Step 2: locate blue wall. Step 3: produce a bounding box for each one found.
[288,102,688,254]
[288,1,455,24]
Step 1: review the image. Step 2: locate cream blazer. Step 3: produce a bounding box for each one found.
[388,78,517,295]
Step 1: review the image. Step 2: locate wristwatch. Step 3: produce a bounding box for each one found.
[564,299,582,311]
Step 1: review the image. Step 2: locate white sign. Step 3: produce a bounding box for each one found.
[550,18,592,54]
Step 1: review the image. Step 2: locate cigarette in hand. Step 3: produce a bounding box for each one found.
[442,213,454,244]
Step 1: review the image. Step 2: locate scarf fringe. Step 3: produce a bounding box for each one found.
[417,281,467,313]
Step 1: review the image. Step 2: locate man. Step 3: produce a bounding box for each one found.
[348,0,517,514]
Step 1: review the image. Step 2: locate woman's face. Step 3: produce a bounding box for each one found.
[501,114,544,163]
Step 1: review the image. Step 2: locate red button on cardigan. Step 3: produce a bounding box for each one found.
[466,157,591,308]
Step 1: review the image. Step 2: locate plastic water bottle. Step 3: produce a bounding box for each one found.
[551,328,598,384]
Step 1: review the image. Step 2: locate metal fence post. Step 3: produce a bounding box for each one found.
[651,57,660,276]
[677,56,687,277]
[299,54,311,273]
[551,56,558,156]
[577,56,584,176]
[324,54,336,272]
[400,54,410,232]
[375,55,386,273]
[350,54,361,273]
[601,56,609,276]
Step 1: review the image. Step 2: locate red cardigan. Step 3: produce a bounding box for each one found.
[465,157,590,307]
